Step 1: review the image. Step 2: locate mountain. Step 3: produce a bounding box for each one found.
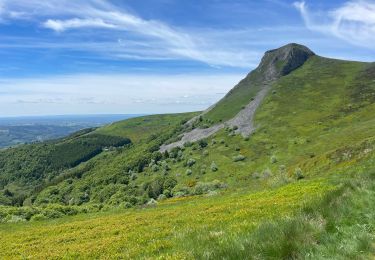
[0,44,374,259]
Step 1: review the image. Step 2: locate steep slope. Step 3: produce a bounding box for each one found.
[160,43,315,151]
[0,45,374,258]
[204,43,315,122]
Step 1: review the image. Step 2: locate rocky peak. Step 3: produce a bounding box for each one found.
[256,43,315,81]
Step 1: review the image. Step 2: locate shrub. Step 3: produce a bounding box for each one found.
[173,191,185,198]
[151,164,159,172]
[157,194,167,201]
[163,189,171,198]
[235,146,241,151]
[186,169,193,175]
[186,158,196,167]
[30,214,48,222]
[233,155,246,162]
[211,139,217,145]
[161,161,170,171]
[198,139,208,148]
[220,139,225,144]
[146,198,157,206]
[210,162,218,172]
[270,155,278,164]
[295,168,304,180]
[193,180,226,195]
[203,150,209,156]
[6,215,26,223]
[263,168,272,178]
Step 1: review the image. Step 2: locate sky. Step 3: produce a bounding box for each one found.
[0,0,374,117]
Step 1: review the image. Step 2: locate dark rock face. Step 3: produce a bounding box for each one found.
[257,43,315,81]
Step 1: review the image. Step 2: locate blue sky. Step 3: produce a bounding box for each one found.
[0,0,374,116]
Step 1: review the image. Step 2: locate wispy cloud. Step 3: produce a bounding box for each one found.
[294,0,375,49]
[0,0,265,68]
[43,18,116,32]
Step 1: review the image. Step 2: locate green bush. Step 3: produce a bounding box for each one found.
[295,168,304,180]
[210,162,218,172]
[186,169,193,175]
[152,164,159,172]
[198,139,208,148]
[186,158,196,167]
[270,155,278,164]
[30,213,48,222]
[233,155,246,162]
[193,180,226,195]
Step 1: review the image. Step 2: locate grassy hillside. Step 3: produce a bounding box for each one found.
[0,46,374,258]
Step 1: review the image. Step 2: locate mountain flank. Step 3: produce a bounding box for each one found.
[160,43,315,151]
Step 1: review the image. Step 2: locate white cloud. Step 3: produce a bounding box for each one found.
[43,18,116,32]
[0,73,245,116]
[294,0,375,49]
[0,0,263,67]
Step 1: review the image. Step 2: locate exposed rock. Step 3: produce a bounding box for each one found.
[160,43,315,151]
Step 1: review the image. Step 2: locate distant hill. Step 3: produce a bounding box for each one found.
[0,44,374,259]
[0,114,142,148]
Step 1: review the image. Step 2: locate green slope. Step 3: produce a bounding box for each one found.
[202,43,315,124]
[0,44,374,258]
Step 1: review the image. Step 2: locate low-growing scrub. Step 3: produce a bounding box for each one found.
[0,204,102,223]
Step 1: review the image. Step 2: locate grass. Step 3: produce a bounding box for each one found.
[203,71,262,123]
[0,178,333,259]
[96,112,198,142]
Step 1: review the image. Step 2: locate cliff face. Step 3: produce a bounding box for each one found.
[256,43,315,81]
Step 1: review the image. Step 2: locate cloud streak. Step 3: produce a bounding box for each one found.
[294,0,375,49]
[0,0,263,68]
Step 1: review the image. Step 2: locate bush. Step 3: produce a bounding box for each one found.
[186,169,193,175]
[146,198,158,206]
[186,158,196,167]
[163,189,171,198]
[270,155,278,164]
[30,213,48,222]
[295,168,304,180]
[233,155,246,162]
[193,180,226,195]
[203,150,209,156]
[157,194,167,201]
[210,162,218,172]
[263,168,272,178]
[173,191,185,198]
[151,164,159,172]
[198,139,208,148]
